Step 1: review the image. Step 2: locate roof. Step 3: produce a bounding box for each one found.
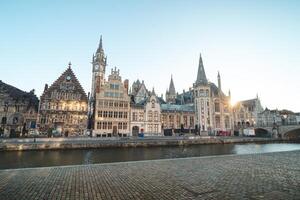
[161,103,194,112]
[279,109,295,115]
[175,90,193,105]
[0,80,39,111]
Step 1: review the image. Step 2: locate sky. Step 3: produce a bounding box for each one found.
[0,0,300,111]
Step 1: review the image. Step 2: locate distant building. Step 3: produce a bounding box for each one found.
[0,80,39,137]
[296,113,300,125]
[38,63,88,136]
[257,108,298,126]
[130,54,232,135]
[233,96,263,127]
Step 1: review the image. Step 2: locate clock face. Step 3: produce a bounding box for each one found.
[94,64,99,70]
[66,75,71,81]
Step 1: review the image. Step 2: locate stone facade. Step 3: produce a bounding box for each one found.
[38,63,88,136]
[0,80,39,137]
[161,104,195,132]
[130,105,145,136]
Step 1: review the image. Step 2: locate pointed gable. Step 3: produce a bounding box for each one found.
[41,64,88,101]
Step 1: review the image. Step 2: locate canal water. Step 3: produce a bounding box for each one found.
[1,143,300,169]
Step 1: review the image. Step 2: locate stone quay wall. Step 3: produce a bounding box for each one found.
[0,136,287,151]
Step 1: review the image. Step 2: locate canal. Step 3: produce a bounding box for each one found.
[1,143,300,169]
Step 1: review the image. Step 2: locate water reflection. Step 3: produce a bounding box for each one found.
[0,143,300,169]
[232,143,300,154]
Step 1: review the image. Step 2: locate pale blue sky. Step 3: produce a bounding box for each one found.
[0,0,300,111]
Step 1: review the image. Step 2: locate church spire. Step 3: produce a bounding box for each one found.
[169,74,176,95]
[195,53,208,86]
[97,35,103,53]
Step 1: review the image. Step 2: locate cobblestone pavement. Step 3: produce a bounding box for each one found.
[0,151,299,200]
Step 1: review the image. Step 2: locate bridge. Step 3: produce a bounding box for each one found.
[254,123,300,139]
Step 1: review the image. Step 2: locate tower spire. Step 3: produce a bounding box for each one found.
[217,71,221,91]
[195,53,208,86]
[97,35,103,53]
[169,74,176,95]
[151,87,156,95]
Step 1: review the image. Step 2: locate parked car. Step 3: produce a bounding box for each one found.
[243,128,255,136]
[28,129,40,137]
[52,130,62,137]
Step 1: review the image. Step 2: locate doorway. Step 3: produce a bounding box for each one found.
[132,126,139,136]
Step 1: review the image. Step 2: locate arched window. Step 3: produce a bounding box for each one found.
[1,117,7,125]
[13,117,18,124]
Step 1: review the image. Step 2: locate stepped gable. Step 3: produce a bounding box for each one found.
[41,65,88,101]
[0,80,39,111]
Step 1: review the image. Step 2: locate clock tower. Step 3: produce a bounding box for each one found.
[91,36,107,97]
[89,36,107,129]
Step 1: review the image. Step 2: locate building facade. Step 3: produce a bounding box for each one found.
[0,80,39,137]
[38,63,88,136]
[90,38,130,137]
[93,67,130,137]
[144,90,162,135]
[129,81,163,136]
